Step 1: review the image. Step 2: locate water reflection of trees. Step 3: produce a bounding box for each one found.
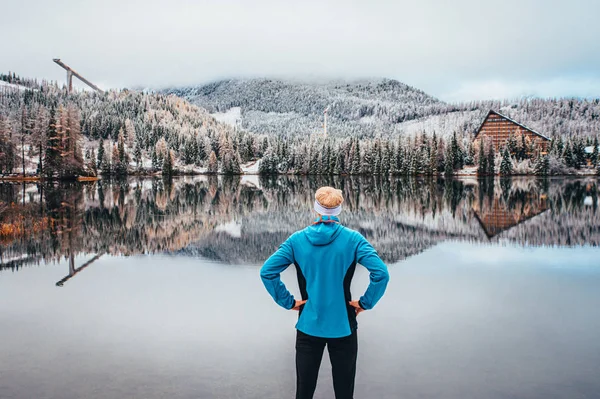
[1,176,599,271]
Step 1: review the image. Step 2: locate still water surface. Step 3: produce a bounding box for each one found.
[1,176,599,399]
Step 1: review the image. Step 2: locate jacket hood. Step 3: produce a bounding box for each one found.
[303,216,343,246]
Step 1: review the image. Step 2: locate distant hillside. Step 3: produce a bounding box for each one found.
[164,78,600,139]
[0,72,257,177]
[163,78,451,138]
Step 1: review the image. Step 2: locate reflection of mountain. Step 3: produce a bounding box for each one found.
[1,176,599,271]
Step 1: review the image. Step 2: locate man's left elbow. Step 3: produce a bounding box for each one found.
[379,269,390,284]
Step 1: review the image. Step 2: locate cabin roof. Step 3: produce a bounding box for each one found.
[474,110,551,141]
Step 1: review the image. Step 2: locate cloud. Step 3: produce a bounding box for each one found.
[1,0,599,101]
[441,76,600,102]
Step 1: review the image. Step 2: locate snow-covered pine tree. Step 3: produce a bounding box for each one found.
[372,139,382,175]
[114,128,128,176]
[351,139,360,175]
[361,142,372,175]
[507,134,518,157]
[207,150,218,174]
[429,135,438,175]
[451,131,464,170]
[221,147,242,175]
[444,143,454,177]
[533,153,550,176]
[162,149,174,177]
[88,148,97,176]
[486,143,495,176]
[151,148,160,171]
[477,139,487,176]
[500,147,513,176]
[382,140,392,175]
[591,136,598,168]
[133,140,142,171]
[97,138,105,170]
[44,107,60,179]
[574,138,586,169]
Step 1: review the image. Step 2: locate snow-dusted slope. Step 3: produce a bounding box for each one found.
[163,78,449,137]
[0,80,31,91]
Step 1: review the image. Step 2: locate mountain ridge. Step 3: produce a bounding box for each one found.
[163,77,600,139]
[163,77,452,138]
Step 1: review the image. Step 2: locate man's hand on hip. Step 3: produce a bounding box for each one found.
[292,299,307,311]
[348,300,365,315]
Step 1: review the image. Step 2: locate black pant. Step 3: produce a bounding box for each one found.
[295,329,358,399]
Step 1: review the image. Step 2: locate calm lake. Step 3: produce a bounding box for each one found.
[1,176,600,399]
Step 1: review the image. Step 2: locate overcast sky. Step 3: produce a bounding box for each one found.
[1,0,599,102]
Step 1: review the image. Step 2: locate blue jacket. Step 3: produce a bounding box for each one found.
[260,215,390,338]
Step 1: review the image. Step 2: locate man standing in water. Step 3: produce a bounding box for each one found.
[260,186,390,399]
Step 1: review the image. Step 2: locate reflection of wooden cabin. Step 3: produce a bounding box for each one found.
[473,193,549,238]
[473,110,551,154]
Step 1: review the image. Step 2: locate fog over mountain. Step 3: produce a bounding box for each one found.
[1,1,599,101]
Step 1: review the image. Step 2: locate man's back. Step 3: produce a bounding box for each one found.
[260,215,390,338]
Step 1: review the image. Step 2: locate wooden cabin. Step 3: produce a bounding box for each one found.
[473,110,551,154]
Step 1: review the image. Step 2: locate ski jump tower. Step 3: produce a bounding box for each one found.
[53,58,104,94]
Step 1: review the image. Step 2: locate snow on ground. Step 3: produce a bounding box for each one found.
[241,159,260,174]
[396,110,481,139]
[180,165,208,174]
[211,107,242,128]
[0,80,33,91]
[215,220,242,238]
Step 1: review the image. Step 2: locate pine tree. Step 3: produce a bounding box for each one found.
[88,148,97,176]
[328,144,336,175]
[486,143,495,176]
[477,139,487,176]
[44,107,60,179]
[500,147,513,176]
[444,142,459,176]
[372,139,381,175]
[563,141,575,168]
[134,140,142,171]
[591,136,599,168]
[97,138,105,170]
[408,150,417,175]
[361,143,372,175]
[517,134,527,160]
[444,144,454,177]
[151,148,160,171]
[450,132,464,170]
[334,151,344,175]
[574,138,586,169]
[429,134,438,175]
[221,148,242,175]
[207,150,218,174]
[507,134,518,157]
[101,149,112,176]
[114,128,128,176]
[382,141,392,175]
[534,153,550,176]
[162,149,174,177]
[350,140,360,175]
